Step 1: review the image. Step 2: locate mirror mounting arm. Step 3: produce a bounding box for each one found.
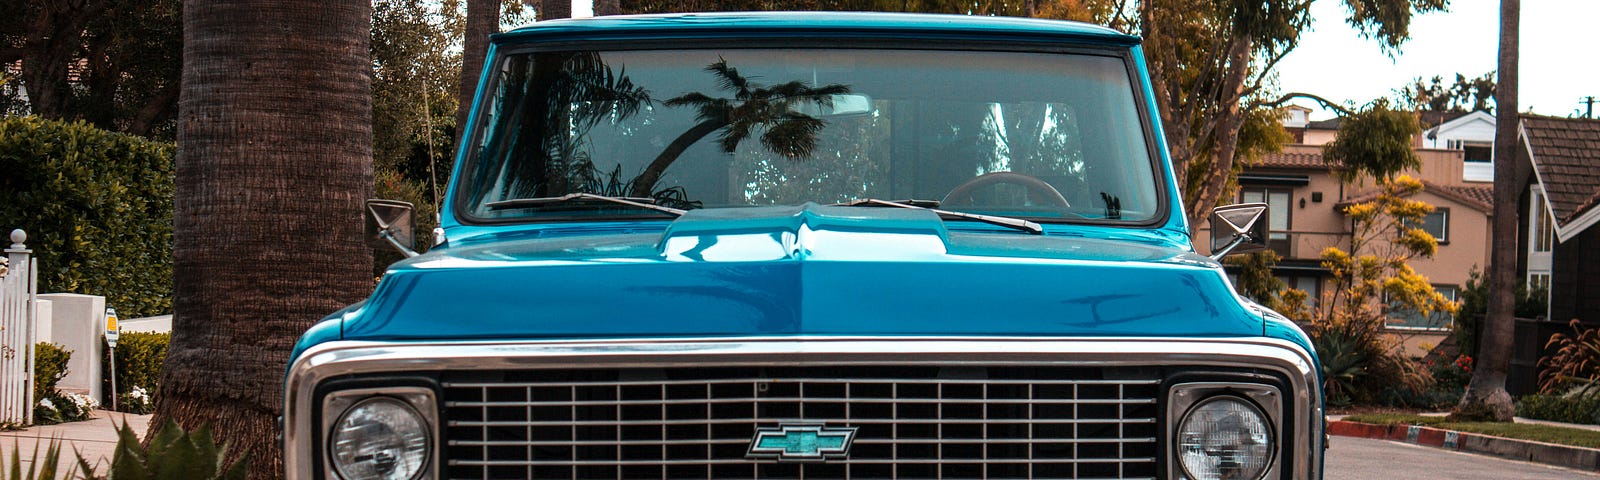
[1208,233,1254,261]
[377,228,420,258]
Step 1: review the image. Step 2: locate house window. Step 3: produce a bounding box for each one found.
[1276,275,1322,308]
[1528,274,1550,291]
[1386,284,1459,330]
[1405,208,1450,244]
[1462,142,1492,163]
[1240,187,1292,256]
[1531,189,1554,252]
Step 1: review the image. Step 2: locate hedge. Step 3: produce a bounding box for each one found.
[1517,393,1600,425]
[33,342,69,405]
[102,331,169,414]
[0,116,174,317]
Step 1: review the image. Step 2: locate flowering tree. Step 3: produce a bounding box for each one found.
[1280,175,1457,403]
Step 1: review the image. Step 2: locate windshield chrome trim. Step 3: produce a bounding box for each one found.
[284,336,1321,479]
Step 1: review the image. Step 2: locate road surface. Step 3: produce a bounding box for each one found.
[1324,435,1599,479]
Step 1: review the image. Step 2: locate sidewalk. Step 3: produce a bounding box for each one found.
[1328,414,1600,473]
[0,410,151,475]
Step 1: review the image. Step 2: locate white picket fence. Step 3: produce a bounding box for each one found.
[0,229,36,426]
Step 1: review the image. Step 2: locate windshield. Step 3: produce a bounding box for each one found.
[458,47,1162,224]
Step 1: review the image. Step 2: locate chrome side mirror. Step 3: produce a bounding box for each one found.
[366,199,418,257]
[1209,202,1269,260]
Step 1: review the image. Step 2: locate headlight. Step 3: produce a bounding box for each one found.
[1175,395,1274,480]
[329,396,431,480]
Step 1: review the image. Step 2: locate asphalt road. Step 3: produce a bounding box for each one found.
[1324,436,1599,479]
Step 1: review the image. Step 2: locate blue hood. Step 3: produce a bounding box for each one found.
[335,205,1261,342]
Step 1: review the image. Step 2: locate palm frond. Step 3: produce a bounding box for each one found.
[760,114,825,158]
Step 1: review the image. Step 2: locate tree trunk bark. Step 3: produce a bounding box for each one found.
[457,0,499,144]
[541,0,572,20]
[154,1,374,478]
[1453,0,1518,422]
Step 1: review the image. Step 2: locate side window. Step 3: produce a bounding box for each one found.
[1404,208,1449,244]
[1462,142,1492,163]
[1386,284,1458,330]
[1240,187,1292,256]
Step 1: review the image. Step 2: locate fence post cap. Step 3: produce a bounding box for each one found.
[7,229,22,247]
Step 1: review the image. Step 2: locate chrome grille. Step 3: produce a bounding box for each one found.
[441,366,1161,479]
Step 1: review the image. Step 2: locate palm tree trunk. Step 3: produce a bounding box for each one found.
[541,0,572,20]
[629,119,725,197]
[154,1,374,478]
[1453,0,1518,422]
[457,0,500,142]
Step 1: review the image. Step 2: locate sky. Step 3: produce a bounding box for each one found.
[565,0,1595,119]
[1276,0,1600,120]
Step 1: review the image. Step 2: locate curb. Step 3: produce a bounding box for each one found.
[1329,420,1600,473]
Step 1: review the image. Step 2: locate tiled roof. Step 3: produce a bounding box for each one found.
[1336,181,1493,213]
[1522,114,1600,225]
[1419,110,1472,130]
[1307,118,1342,130]
[1253,149,1335,169]
[1440,184,1494,210]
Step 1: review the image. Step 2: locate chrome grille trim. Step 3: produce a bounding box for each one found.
[284,337,1323,480]
[441,368,1162,479]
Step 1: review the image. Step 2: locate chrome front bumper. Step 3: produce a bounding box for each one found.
[284,336,1322,479]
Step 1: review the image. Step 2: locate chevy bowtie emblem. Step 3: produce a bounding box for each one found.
[746,424,857,461]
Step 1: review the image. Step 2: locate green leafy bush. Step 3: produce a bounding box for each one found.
[1517,393,1600,426]
[100,332,168,414]
[0,116,174,318]
[1453,267,1550,358]
[31,342,94,425]
[32,343,69,406]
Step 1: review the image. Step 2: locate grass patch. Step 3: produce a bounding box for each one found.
[1343,414,1600,449]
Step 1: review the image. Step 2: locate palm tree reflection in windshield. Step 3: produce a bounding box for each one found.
[628,59,851,198]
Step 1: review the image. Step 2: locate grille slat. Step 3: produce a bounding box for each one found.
[448,397,1157,407]
[449,436,1158,447]
[442,366,1161,479]
[449,417,1156,427]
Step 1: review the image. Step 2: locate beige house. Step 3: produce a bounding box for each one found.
[1206,108,1494,351]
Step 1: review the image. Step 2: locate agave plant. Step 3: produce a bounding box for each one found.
[4,438,70,480]
[1312,328,1369,406]
[75,420,247,480]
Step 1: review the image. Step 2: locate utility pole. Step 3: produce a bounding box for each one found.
[1582,96,1596,119]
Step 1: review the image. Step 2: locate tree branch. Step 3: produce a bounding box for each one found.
[1254,92,1355,116]
[127,84,179,136]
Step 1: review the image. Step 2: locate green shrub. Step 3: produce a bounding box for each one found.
[32,343,69,406]
[0,116,174,318]
[1517,393,1600,425]
[100,332,168,414]
[31,343,94,425]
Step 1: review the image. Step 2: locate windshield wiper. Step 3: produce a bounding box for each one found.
[485,193,686,217]
[837,198,1043,235]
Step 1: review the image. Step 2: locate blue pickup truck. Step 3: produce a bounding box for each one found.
[284,12,1322,480]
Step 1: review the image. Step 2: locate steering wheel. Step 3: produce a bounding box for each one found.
[941,172,1071,209]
